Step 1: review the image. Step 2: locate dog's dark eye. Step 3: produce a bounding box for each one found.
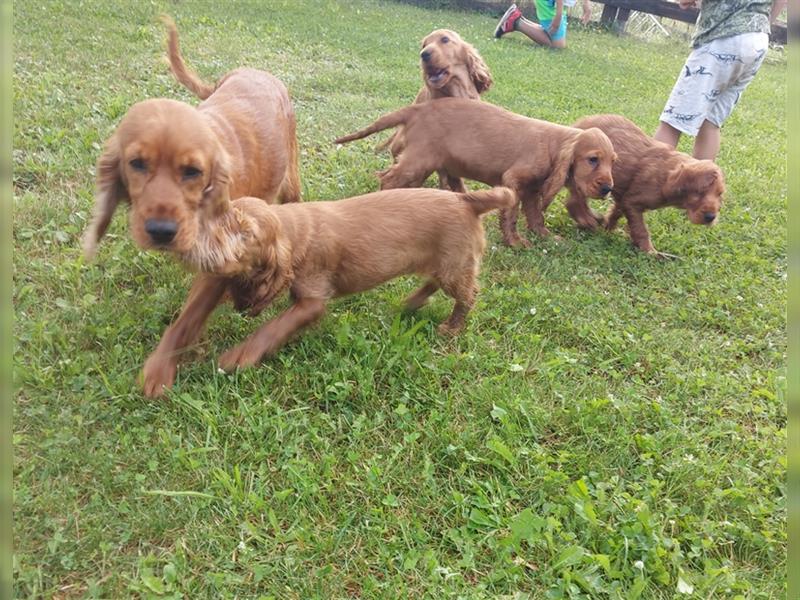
[441,36,450,43]
[588,156,599,167]
[182,165,203,180]
[129,158,147,172]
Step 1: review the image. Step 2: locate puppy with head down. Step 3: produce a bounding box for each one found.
[336,98,616,248]
[82,17,300,258]
[88,182,513,397]
[568,114,725,256]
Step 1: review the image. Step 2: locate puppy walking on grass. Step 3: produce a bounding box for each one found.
[86,184,514,397]
[335,98,615,248]
[381,28,493,192]
[568,114,725,257]
[82,16,301,258]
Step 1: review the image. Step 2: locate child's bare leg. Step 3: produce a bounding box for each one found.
[654,121,681,148]
[516,17,554,46]
[693,120,720,161]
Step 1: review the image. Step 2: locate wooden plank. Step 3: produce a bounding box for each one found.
[395,0,786,44]
[590,0,697,22]
[589,0,785,42]
[600,3,618,25]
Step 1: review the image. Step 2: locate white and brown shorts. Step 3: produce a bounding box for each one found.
[660,32,769,136]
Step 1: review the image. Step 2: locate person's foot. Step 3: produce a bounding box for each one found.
[494,4,522,38]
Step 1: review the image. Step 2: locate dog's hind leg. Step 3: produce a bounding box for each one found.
[436,265,479,335]
[278,124,302,203]
[437,171,466,193]
[218,297,327,370]
[404,280,440,312]
[379,165,433,189]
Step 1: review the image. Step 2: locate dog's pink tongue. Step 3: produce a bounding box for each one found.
[428,70,445,83]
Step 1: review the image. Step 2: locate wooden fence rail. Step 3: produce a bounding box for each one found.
[409,0,787,44]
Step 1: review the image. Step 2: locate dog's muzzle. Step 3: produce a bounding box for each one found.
[145,218,178,245]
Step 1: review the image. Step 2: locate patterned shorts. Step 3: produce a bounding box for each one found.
[660,32,769,136]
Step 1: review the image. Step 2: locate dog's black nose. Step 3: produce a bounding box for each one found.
[600,185,612,196]
[420,50,431,62]
[145,219,178,244]
[703,212,716,223]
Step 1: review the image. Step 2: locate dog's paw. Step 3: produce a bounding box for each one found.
[602,218,619,231]
[575,215,601,231]
[140,356,176,398]
[218,343,262,372]
[437,322,463,336]
[653,251,681,260]
[527,225,554,238]
[506,236,532,249]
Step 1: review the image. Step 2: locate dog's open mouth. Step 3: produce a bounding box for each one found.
[426,68,449,86]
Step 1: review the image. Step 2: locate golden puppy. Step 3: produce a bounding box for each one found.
[82,17,300,258]
[336,98,616,247]
[569,114,725,256]
[383,29,493,192]
[125,186,514,397]
[416,29,492,102]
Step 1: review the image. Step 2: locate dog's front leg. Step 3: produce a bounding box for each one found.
[565,190,602,230]
[623,208,657,254]
[439,171,466,193]
[141,274,228,397]
[218,297,326,371]
[603,203,624,231]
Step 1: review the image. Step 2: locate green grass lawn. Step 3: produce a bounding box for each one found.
[13,1,786,597]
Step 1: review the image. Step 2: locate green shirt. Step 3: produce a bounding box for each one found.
[693,0,772,47]
[536,0,559,22]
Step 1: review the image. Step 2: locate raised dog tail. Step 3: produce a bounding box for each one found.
[162,15,216,100]
[461,187,516,216]
[334,105,418,145]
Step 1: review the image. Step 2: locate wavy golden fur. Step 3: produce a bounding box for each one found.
[383,29,493,191]
[82,16,301,259]
[569,114,725,255]
[138,187,515,397]
[336,98,616,247]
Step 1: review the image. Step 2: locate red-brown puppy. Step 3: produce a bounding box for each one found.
[119,185,513,397]
[336,98,615,247]
[82,17,301,258]
[569,114,725,256]
[384,29,493,191]
[416,29,492,102]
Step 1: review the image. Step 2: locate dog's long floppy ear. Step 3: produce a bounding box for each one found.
[664,162,721,199]
[230,208,294,316]
[687,163,720,193]
[465,41,493,94]
[540,136,578,205]
[662,164,685,199]
[203,145,232,216]
[82,136,128,259]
